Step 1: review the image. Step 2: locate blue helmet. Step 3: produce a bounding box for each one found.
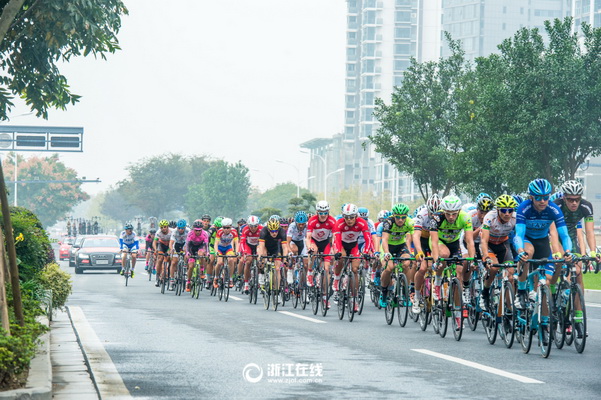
[528,178,552,196]
[383,210,392,219]
[512,194,524,205]
[358,207,369,218]
[177,219,187,229]
[124,223,133,230]
[294,211,308,224]
[549,192,564,202]
[475,192,491,203]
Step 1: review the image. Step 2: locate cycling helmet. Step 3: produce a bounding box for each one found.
[159,219,169,228]
[341,203,348,212]
[412,205,425,218]
[192,220,203,229]
[280,217,290,227]
[426,194,442,213]
[149,229,157,234]
[441,195,462,211]
[495,194,518,209]
[512,194,524,205]
[462,203,476,212]
[475,192,491,203]
[124,223,133,230]
[528,178,552,196]
[237,218,246,225]
[384,210,392,219]
[342,203,358,216]
[377,210,389,220]
[221,218,233,227]
[266,219,280,230]
[358,207,369,218]
[549,192,564,202]
[269,214,281,222]
[316,200,330,212]
[294,211,308,224]
[201,214,211,221]
[247,215,260,226]
[169,220,177,228]
[214,217,223,228]
[477,196,493,212]
[391,203,410,215]
[561,180,583,196]
[177,219,187,229]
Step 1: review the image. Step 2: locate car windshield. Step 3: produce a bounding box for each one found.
[82,238,118,248]
[64,238,75,245]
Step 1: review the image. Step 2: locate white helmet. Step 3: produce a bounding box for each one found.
[377,209,389,220]
[247,215,260,226]
[441,195,462,211]
[316,200,330,212]
[342,203,358,216]
[426,194,442,213]
[561,180,584,196]
[221,218,233,227]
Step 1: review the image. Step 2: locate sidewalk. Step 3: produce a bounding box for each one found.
[50,309,99,399]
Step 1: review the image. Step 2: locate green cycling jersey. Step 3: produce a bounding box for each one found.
[382,216,414,245]
[427,210,472,243]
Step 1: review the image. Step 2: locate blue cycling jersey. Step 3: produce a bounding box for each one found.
[376,222,385,237]
[514,199,572,252]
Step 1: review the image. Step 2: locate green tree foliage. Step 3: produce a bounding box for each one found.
[246,183,312,217]
[185,161,250,220]
[2,154,89,227]
[251,207,282,223]
[0,0,128,120]
[288,192,317,215]
[100,186,144,222]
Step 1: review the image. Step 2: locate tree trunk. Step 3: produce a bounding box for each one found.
[0,228,10,335]
[0,0,26,44]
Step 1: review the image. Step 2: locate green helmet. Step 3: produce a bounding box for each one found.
[214,217,223,228]
[391,203,410,216]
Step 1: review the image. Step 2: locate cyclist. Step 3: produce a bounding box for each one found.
[167,219,189,290]
[379,203,414,308]
[479,194,518,310]
[240,215,263,293]
[306,200,336,305]
[185,220,210,292]
[413,194,442,314]
[236,218,247,236]
[287,211,309,285]
[119,223,139,277]
[257,217,289,294]
[429,195,476,330]
[214,217,239,289]
[205,216,222,289]
[144,229,156,272]
[461,195,493,262]
[153,219,172,286]
[514,178,573,310]
[333,204,373,313]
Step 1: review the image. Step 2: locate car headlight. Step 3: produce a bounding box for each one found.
[78,254,89,259]
[115,254,121,259]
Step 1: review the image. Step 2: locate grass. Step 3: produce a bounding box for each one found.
[583,271,601,290]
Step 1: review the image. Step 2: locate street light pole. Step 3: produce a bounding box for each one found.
[325,168,344,202]
[276,159,300,198]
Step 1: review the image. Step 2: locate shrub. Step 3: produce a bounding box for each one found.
[37,263,72,310]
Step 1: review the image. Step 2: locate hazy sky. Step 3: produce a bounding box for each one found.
[5,0,347,195]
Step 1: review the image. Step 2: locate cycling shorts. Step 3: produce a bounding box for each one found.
[341,241,361,258]
[388,243,410,257]
[429,238,462,258]
[486,240,513,263]
[313,239,332,262]
[419,237,431,255]
[243,244,258,256]
[157,242,170,254]
[187,244,207,258]
[217,245,235,256]
[291,239,307,256]
[172,242,185,256]
[524,236,553,274]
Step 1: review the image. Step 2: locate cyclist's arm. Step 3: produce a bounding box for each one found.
[119,237,124,250]
[233,237,239,253]
[578,226,586,255]
[430,230,440,261]
[584,218,596,254]
[480,228,490,259]
[381,232,390,254]
[412,229,423,254]
[463,229,476,259]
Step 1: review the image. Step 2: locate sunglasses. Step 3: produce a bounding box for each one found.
[223,226,232,229]
[499,208,514,214]
[565,197,581,203]
[317,212,329,216]
[269,229,279,233]
[343,215,356,220]
[444,212,459,217]
[393,215,407,219]
[533,195,549,201]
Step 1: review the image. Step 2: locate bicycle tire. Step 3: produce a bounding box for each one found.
[279,270,287,308]
[450,278,464,341]
[571,284,586,353]
[419,279,431,331]
[124,255,130,287]
[347,272,356,322]
[554,280,569,349]
[337,275,346,320]
[500,281,516,349]
[148,255,154,281]
[438,303,449,339]
[300,270,308,310]
[385,285,395,325]
[160,271,166,294]
[539,285,554,358]
[312,272,320,315]
[358,273,366,315]
[224,276,230,302]
[483,293,498,345]
[397,273,409,327]
[467,278,480,331]
[272,288,279,311]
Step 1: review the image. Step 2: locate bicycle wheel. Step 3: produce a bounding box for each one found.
[467,278,480,331]
[554,280,569,349]
[483,292,498,345]
[312,272,321,315]
[337,275,346,320]
[397,273,409,327]
[538,285,554,358]
[500,281,515,349]
[571,284,586,353]
[224,275,230,302]
[272,288,279,311]
[124,256,130,287]
[358,273,366,315]
[384,285,395,325]
[300,272,308,310]
[419,279,431,331]
[218,272,224,301]
[279,270,286,308]
[160,269,166,294]
[148,256,154,281]
[438,303,449,338]
[347,273,356,322]
[450,278,464,341]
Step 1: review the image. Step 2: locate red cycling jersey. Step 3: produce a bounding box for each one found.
[333,217,373,253]
[239,225,263,254]
[306,215,336,243]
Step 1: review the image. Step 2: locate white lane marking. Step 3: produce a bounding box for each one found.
[229,295,243,301]
[411,349,543,384]
[69,306,133,399]
[587,303,601,308]
[278,310,326,324]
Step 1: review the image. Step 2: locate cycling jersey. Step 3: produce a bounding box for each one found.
[119,231,139,250]
[481,210,516,245]
[170,228,189,245]
[259,226,287,256]
[145,234,154,250]
[185,229,209,255]
[554,197,594,248]
[357,218,376,249]
[466,209,483,244]
[215,228,238,247]
[333,218,372,252]
[428,210,472,244]
[306,215,336,244]
[413,206,432,238]
[515,199,572,252]
[240,225,262,255]
[154,228,172,246]
[382,216,414,245]
[287,222,307,242]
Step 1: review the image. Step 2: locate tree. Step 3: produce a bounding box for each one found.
[371,36,472,199]
[288,192,317,215]
[2,153,89,227]
[99,186,143,222]
[250,207,282,224]
[185,161,250,220]
[246,183,311,217]
[0,0,128,120]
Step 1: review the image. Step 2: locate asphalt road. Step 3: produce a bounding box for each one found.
[60,259,601,399]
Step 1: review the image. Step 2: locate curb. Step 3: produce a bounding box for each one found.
[585,288,601,304]
[0,317,51,400]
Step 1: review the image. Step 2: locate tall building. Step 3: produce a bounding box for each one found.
[303,0,439,204]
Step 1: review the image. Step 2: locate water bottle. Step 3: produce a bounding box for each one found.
[442,282,449,300]
[562,288,570,303]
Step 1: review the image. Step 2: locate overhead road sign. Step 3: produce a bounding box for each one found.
[0,125,83,152]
